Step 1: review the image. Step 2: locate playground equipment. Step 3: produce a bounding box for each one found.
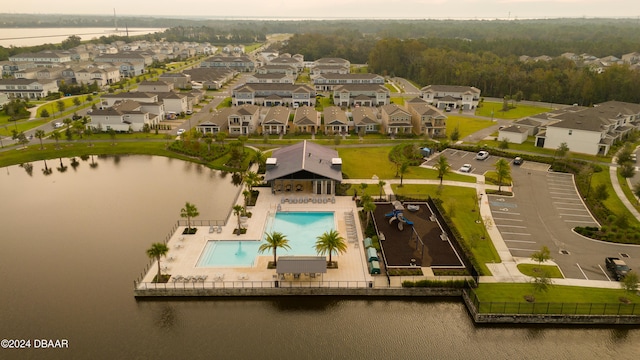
[385,201,414,231]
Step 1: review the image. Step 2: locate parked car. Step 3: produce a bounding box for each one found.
[53,122,63,128]
[459,164,473,173]
[513,157,523,165]
[185,110,193,115]
[475,151,489,160]
[605,257,630,281]
[176,129,186,136]
[72,114,82,120]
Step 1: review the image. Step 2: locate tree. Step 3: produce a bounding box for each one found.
[259,231,290,266]
[233,204,245,235]
[399,162,409,187]
[619,163,635,178]
[51,130,61,149]
[528,246,553,301]
[621,271,639,296]
[180,202,199,231]
[633,182,640,205]
[315,229,347,265]
[108,128,116,145]
[359,183,368,197]
[449,125,460,142]
[40,108,50,118]
[494,158,511,192]
[34,129,46,150]
[531,246,551,266]
[594,183,609,201]
[146,242,169,283]
[378,180,386,200]
[435,155,450,185]
[56,100,65,113]
[555,142,569,170]
[362,198,376,227]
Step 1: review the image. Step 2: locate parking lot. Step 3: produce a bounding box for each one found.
[424,149,640,281]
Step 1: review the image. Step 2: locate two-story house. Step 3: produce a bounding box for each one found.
[310,58,351,76]
[86,100,158,132]
[405,97,447,137]
[420,85,481,111]
[200,56,255,72]
[137,80,174,93]
[292,106,320,134]
[245,73,295,84]
[535,101,640,155]
[232,83,315,107]
[262,106,290,135]
[352,106,380,134]
[323,106,350,134]
[332,84,390,107]
[0,78,59,99]
[313,73,385,91]
[380,104,413,134]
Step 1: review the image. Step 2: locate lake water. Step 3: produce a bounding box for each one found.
[0,156,639,359]
[0,27,164,47]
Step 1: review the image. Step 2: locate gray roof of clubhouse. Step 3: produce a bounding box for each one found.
[264,140,342,182]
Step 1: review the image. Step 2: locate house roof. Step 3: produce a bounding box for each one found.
[500,125,529,134]
[323,106,348,124]
[264,140,342,182]
[352,107,378,125]
[276,256,327,274]
[420,85,481,94]
[263,106,289,124]
[514,118,542,127]
[293,106,319,125]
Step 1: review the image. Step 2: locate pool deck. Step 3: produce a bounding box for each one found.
[138,188,377,287]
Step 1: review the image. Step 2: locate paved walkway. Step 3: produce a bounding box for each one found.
[609,153,640,219]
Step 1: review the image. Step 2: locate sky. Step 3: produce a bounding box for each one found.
[6,0,640,20]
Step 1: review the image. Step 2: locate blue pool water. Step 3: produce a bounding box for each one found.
[197,211,335,267]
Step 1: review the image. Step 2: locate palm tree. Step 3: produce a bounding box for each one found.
[34,129,45,149]
[259,231,290,266]
[315,229,347,265]
[146,242,169,283]
[362,198,376,227]
[378,180,386,200]
[233,204,245,235]
[494,158,511,192]
[180,202,199,232]
[399,162,409,187]
[435,155,450,185]
[51,130,61,149]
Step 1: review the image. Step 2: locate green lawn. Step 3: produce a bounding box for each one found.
[392,184,500,274]
[390,97,405,106]
[592,170,640,227]
[472,283,640,314]
[516,264,564,278]
[446,116,495,139]
[385,83,400,93]
[475,101,551,119]
[338,146,476,183]
[617,170,640,214]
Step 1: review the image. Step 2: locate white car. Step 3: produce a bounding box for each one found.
[176,129,186,136]
[475,151,489,160]
[459,164,473,173]
[53,122,63,128]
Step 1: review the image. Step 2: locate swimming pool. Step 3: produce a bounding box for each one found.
[197,211,335,267]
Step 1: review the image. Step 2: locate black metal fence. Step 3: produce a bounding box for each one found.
[465,288,640,316]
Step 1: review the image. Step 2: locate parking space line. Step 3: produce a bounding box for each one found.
[492,217,523,222]
[501,232,531,235]
[504,240,536,243]
[553,202,584,206]
[510,248,537,252]
[496,224,527,228]
[549,191,577,195]
[556,207,589,211]
[598,265,611,281]
[576,263,588,280]
[492,211,520,215]
[559,213,593,217]
[564,220,598,223]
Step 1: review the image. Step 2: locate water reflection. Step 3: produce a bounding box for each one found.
[56,158,68,173]
[19,162,33,176]
[42,159,52,175]
[70,157,80,171]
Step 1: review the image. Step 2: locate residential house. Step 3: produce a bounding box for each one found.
[221,105,264,136]
[200,55,255,72]
[535,101,640,155]
[137,80,174,93]
[94,52,153,66]
[323,106,350,134]
[157,73,192,89]
[245,73,295,84]
[183,68,235,90]
[380,104,413,134]
[622,52,640,65]
[352,106,379,134]
[420,85,481,110]
[9,51,72,64]
[232,83,315,107]
[86,100,158,132]
[101,92,159,107]
[256,64,298,76]
[0,79,59,99]
[405,97,447,137]
[156,92,189,114]
[268,54,304,71]
[75,65,121,87]
[311,58,350,75]
[313,73,385,91]
[262,106,290,135]
[292,106,320,134]
[332,84,390,107]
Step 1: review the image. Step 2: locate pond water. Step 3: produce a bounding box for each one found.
[0,155,639,359]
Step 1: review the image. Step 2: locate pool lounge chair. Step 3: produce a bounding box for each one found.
[217,226,222,233]
[209,225,215,233]
[171,275,183,282]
